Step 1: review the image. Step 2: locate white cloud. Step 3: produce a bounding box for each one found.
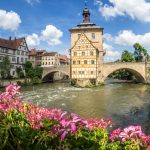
[103,43,121,62]
[104,30,150,49]
[0,9,21,31]
[41,25,63,46]
[26,25,63,48]
[25,0,40,5]
[26,33,40,47]
[96,0,150,22]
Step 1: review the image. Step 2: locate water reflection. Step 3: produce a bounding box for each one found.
[19,80,150,133]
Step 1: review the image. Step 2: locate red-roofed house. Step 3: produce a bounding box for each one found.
[0,37,29,77]
[29,49,46,67]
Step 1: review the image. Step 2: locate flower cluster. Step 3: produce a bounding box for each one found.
[110,126,150,147]
[0,84,150,149]
[0,85,112,140]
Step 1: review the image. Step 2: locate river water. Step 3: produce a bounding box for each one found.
[18,80,150,133]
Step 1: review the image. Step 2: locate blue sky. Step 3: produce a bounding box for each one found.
[0,0,150,62]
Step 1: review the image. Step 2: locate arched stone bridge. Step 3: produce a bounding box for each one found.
[42,62,150,83]
[101,62,147,83]
[42,65,70,81]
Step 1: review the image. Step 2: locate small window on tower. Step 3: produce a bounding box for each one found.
[91,60,95,64]
[77,60,80,64]
[90,51,94,56]
[82,52,85,56]
[92,33,95,39]
[74,52,77,56]
[84,60,87,64]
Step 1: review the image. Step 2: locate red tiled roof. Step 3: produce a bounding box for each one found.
[43,52,57,56]
[29,49,46,56]
[59,54,68,62]
[0,37,25,50]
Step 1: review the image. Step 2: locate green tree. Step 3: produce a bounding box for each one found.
[133,43,149,62]
[23,61,43,84]
[34,66,43,79]
[16,66,25,78]
[0,56,12,79]
[121,50,135,62]
[24,61,33,77]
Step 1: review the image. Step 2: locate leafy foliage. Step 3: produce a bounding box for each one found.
[23,61,43,84]
[133,43,149,62]
[121,50,135,62]
[0,56,12,79]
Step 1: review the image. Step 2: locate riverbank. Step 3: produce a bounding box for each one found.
[0,79,26,88]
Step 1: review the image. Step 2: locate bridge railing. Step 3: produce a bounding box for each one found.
[104,62,146,65]
[42,65,69,69]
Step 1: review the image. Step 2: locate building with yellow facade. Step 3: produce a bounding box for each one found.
[69,5,105,86]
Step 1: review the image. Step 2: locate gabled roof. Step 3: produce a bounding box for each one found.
[0,37,26,50]
[70,32,98,52]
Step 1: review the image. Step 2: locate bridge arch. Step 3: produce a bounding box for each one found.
[42,69,70,82]
[102,63,146,83]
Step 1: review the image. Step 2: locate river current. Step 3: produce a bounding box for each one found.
[17,80,150,133]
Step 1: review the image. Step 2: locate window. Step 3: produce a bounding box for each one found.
[74,52,77,56]
[73,61,76,64]
[77,60,80,64]
[21,58,24,62]
[13,71,15,76]
[84,60,87,64]
[73,71,76,74]
[17,51,20,55]
[17,57,19,63]
[90,51,94,56]
[12,57,16,62]
[82,52,85,56]
[91,71,94,74]
[5,49,8,53]
[92,33,95,39]
[79,71,84,75]
[91,60,95,64]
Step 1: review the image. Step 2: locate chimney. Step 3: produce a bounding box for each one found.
[9,36,11,40]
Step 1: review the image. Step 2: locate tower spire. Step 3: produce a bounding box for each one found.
[82,0,90,23]
[84,0,87,8]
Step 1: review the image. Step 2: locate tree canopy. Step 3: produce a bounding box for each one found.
[133,43,149,62]
[121,50,135,62]
[0,56,12,79]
